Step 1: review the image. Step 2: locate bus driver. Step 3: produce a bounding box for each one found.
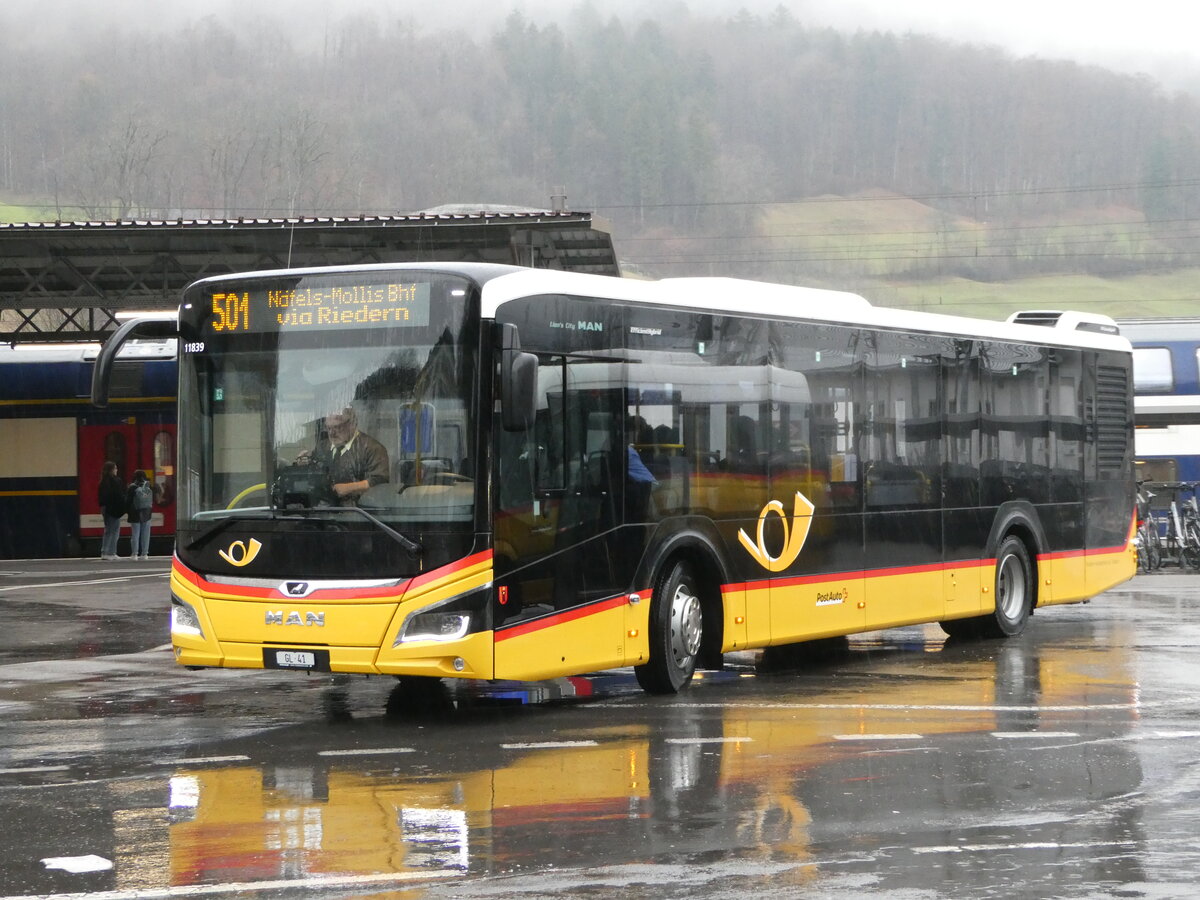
[297,407,389,505]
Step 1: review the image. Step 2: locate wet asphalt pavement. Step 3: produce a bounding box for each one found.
[2,558,1200,899]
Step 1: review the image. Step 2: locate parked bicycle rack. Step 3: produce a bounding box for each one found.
[1137,481,1200,572]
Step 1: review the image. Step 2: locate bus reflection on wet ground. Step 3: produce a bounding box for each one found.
[147,621,1146,898]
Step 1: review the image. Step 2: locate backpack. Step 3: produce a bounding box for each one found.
[133,482,153,512]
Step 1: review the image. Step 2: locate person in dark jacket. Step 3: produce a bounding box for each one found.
[298,407,389,505]
[97,460,125,560]
[125,469,159,560]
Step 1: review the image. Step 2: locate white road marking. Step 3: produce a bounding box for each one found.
[41,856,112,874]
[666,702,1140,712]
[664,737,754,745]
[832,734,924,741]
[168,755,251,765]
[991,731,1079,739]
[0,573,169,593]
[500,740,599,750]
[0,869,457,900]
[0,765,70,774]
[317,747,416,757]
[913,838,1138,855]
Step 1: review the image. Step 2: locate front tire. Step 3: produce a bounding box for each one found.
[635,560,703,694]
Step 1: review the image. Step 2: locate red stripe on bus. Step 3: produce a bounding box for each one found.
[724,557,991,595]
[406,549,493,591]
[723,545,1131,596]
[171,562,408,601]
[172,551,494,601]
[1039,549,1086,561]
[496,593,629,641]
[1041,543,1128,561]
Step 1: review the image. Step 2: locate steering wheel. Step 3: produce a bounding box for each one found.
[226,483,267,510]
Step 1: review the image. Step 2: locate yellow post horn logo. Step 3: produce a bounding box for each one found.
[218,538,263,567]
[738,491,814,572]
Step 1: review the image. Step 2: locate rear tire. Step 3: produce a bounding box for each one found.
[940,536,1034,640]
[978,536,1033,638]
[635,560,703,695]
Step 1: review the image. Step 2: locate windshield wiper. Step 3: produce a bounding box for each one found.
[185,513,273,551]
[277,505,423,557]
[341,505,423,556]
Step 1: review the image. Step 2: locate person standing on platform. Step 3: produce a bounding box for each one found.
[125,469,158,560]
[97,460,126,560]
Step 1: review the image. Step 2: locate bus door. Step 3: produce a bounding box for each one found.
[941,340,985,613]
[862,334,949,629]
[79,421,177,540]
[493,355,628,680]
[769,322,866,643]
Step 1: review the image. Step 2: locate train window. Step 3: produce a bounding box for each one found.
[1132,347,1172,392]
[104,432,128,480]
[153,431,174,505]
[1136,457,1177,484]
[0,418,75,478]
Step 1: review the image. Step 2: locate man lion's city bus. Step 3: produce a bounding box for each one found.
[94,264,1137,694]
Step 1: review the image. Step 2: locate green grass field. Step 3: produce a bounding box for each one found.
[0,198,73,222]
[757,192,1200,321]
[872,270,1200,320]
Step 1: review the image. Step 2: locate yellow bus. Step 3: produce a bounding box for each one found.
[94,265,1136,693]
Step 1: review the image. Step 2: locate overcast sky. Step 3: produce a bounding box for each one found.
[6,0,1198,85]
[823,0,1197,81]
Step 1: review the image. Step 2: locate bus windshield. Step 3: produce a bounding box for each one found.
[176,273,479,545]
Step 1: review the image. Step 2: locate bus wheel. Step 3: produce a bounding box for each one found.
[981,536,1033,638]
[635,560,703,694]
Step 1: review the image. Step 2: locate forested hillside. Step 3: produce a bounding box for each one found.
[2,4,1198,301]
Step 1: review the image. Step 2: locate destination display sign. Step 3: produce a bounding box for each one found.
[204,282,432,334]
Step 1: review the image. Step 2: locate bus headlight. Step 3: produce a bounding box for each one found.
[399,612,471,643]
[171,595,204,638]
[394,587,488,646]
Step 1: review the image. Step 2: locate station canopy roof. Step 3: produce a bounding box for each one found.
[0,209,618,343]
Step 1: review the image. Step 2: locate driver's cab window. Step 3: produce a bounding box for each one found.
[265,340,474,520]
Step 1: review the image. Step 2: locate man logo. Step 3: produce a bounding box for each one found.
[265,610,325,627]
[218,538,262,567]
[738,491,815,572]
[286,582,309,596]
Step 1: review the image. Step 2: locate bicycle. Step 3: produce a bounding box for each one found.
[1155,482,1200,570]
[1136,484,1163,572]
[1180,485,1200,570]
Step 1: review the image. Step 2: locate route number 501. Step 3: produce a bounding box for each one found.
[211,292,250,332]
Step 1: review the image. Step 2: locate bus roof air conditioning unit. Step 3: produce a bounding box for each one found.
[1007,310,1121,336]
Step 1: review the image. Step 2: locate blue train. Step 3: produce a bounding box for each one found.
[1121,318,1200,484]
[0,341,177,559]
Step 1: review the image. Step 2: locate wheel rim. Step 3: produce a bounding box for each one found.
[996,553,1026,622]
[669,582,703,667]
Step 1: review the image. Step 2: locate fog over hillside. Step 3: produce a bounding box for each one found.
[4,0,1198,88]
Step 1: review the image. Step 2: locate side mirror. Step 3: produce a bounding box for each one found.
[91,314,178,408]
[501,349,537,432]
[497,323,536,432]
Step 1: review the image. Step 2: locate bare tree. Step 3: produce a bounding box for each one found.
[68,111,168,219]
